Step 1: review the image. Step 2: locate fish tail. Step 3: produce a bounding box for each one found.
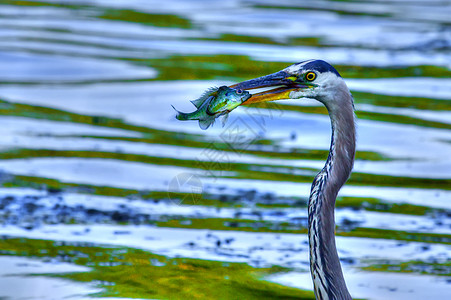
[172,105,192,121]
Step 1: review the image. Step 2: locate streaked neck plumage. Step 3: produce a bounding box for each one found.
[308,86,355,300]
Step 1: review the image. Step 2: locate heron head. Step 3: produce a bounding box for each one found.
[231,59,349,107]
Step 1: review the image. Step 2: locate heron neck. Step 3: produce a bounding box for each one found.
[308,99,355,300]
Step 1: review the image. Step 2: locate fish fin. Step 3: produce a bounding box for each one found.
[191,87,218,108]
[190,98,205,109]
[198,115,216,130]
[221,113,229,127]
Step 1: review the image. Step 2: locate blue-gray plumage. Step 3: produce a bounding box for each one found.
[232,59,355,300]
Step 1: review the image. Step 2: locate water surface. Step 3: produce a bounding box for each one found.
[0,1,450,299]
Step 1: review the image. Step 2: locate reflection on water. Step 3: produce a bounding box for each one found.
[0,0,450,299]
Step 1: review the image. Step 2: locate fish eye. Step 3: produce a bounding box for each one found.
[305,72,316,81]
[236,89,243,94]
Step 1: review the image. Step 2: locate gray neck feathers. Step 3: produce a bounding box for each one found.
[308,86,355,300]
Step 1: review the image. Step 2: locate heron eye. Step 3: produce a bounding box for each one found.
[236,89,243,94]
[305,72,316,81]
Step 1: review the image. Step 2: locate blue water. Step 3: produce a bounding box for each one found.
[0,1,450,299]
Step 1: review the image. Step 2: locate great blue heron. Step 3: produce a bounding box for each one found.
[231,59,355,300]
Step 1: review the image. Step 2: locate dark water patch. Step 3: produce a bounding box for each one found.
[2,174,172,204]
[405,38,451,52]
[3,175,280,210]
[2,174,235,210]
[4,187,448,243]
[0,188,243,229]
[154,218,451,245]
[2,183,447,238]
[0,192,153,228]
[2,174,224,208]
